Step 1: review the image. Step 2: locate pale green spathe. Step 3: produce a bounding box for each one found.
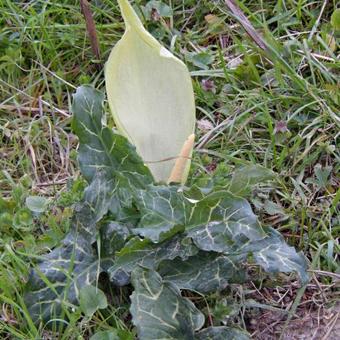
[105,0,195,183]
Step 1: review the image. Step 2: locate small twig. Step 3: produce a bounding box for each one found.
[312,273,327,303]
[0,104,68,115]
[279,283,308,340]
[196,118,231,149]
[24,136,39,184]
[38,95,44,118]
[321,312,339,340]
[35,179,68,187]
[80,0,102,68]
[224,0,267,51]
[180,0,202,32]
[33,60,76,89]
[0,79,70,117]
[309,270,340,281]
[144,156,191,164]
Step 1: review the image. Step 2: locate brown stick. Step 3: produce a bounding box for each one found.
[224,0,267,51]
[80,0,102,66]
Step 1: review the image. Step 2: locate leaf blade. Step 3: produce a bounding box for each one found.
[130,267,204,339]
[229,165,275,196]
[158,252,245,293]
[72,85,153,187]
[108,235,198,286]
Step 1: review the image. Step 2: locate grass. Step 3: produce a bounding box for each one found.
[0,0,339,338]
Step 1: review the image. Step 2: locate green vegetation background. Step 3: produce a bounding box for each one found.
[0,0,339,338]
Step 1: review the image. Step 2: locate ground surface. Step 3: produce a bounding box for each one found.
[0,0,339,339]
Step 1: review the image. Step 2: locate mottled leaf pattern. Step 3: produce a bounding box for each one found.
[132,188,266,244]
[186,191,265,238]
[183,191,265,255]
[24,86,152,324]
[23,170,117,323]
[72,85,152,187]
[159,252,245,293]
[101,222,131,257]
[108,235,198,286]
[76,172,118,242]
[132,185,189,241]
[195,326,250,340]
[72,85,153,220]
[130,267,204,340]
[186,225,308,283]
[24,86,308,338]
[229,165,275,196]
[24,220,99,323]
[244,228,309,283]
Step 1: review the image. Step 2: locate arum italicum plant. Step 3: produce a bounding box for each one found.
[105,0,195,184]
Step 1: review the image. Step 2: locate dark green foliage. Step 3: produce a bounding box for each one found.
[195,326,250,340]
[24,86,308,339]
[130,267,204,339]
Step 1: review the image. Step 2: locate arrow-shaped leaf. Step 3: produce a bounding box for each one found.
[72,85,152,186]
[72,85,153,221]
[130,267,204,339]
[242,228,309,284]
[229,165,275,196]
[158,252,245,293]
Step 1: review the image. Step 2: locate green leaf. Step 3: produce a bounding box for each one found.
[186,201,307,282]
[22,84,157,325]
[158,252,245,293]
[24,230,99,323]
[13,208,33,229]
[23,171,113,324]
[331,8,340,31]
[132,185,189,241]
[73,171,120,242]
[100,221,131,272]
[195,327,250,340]
[132,187,266,243]
[244,228,309,284]
[144,1,173,19]
[25,196,49,213]
[72,85,154,222]
[72,85,153,188]
[183,191,307,283]
[263,200,287,216]
[187,51,215,70]
[90,330,133,340]
[314,163,332,189]
[229,165,275,196]
[130,267,204,339]
[79,285,108,317]
[101,222,131,258]
[186,191,266,252]
[105,0,195,183]
[90,331,120,340]
[110,181,307,287]
[108,235,198,286]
